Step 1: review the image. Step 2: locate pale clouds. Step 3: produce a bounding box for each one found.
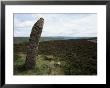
[14,13,97,37]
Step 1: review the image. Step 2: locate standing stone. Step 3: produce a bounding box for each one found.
[24,18,44,70]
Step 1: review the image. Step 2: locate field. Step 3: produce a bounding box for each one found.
[14,37,97,75]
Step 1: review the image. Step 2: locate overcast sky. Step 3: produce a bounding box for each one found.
[14,13,97,37]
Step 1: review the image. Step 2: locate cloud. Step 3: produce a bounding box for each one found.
[14,18,34,28]
[14,28,31,37]
[14,13,97,37]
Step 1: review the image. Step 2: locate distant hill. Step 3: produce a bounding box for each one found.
[14,37,29,44]
[14,37,97,44]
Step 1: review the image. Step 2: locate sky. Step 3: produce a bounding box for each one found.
[14,13,97,37]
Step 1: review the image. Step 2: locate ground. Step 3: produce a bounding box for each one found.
[14,39,97,75]
[14,53,65,75]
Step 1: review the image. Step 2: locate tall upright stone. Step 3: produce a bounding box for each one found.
[24,18,44,70]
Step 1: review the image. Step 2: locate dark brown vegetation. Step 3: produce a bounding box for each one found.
[14,39,97,75]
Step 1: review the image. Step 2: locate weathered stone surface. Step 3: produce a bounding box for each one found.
[24,18,44,70]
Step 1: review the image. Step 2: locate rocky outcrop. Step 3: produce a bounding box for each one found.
[24,18,44,70]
